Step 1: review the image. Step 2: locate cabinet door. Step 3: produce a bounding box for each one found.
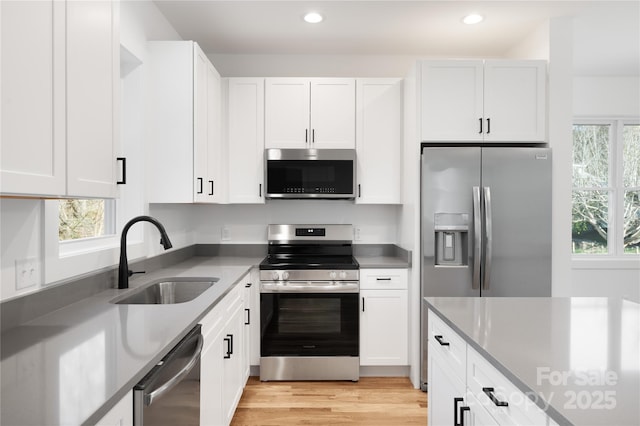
[428,347,467,426]
[265,78,310,148]
[249,268,261,365]
[360,289,408,365]
[355,79,402,204]
[206,61,224,203]
[242,276,253,381]
[95,390,133,426]
[66,0,117,198]
[227,78,265,204]
[421,60,484,142]
[222,297,245,425]
[1,0,66,196]
[310,79,356,148]
[193,44,209,203]
[483,60,546,142]
[201,316,224,426]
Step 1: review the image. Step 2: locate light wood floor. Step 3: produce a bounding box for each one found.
[230,377,427,425]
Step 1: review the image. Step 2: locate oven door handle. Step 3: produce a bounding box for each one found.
[144,333,203,406]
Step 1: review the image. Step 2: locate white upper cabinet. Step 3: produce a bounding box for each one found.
[226,78,265,204]
[147,41,223,204]
[355,79,402,204]
[66,0,118,198]
[265,78,355,149]
[420,60,546,143]
[1,0,118,198]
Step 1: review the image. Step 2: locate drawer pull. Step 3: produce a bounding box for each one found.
[454,397,463,426]
[434,335,450,346]
[376,277,392,281]
[459,406,470,426]
[483,387,509,407]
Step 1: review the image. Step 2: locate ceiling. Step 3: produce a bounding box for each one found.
[153,1,640,76]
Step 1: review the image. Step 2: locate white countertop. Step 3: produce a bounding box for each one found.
[0,256,260,426]
[425,297,640,426]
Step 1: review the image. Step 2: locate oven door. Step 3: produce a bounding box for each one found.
[260,291,359,357]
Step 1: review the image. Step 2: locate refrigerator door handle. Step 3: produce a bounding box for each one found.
[472,186,481,290]
[483,186,493,290]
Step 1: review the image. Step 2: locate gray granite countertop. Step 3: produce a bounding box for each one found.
[355,255,410,269]
[425,297,640,426]
[1,256,262,426]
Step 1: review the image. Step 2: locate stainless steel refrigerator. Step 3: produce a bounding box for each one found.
[420,144,552,390]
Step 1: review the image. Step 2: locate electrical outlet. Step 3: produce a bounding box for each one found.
[15,257,39,290]
[354,227,361,241]
[221,226,231,241]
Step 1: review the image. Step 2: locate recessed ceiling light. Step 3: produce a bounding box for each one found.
[304,12,323,24]
[462,14,484,25]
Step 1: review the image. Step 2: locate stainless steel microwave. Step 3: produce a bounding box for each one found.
[265,148,356,199]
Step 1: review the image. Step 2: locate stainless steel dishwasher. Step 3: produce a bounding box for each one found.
[133,325,203,426]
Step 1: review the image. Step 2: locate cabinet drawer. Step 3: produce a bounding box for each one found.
[428,310,466,377]
[360,269,407,290]
[467,346,548,426]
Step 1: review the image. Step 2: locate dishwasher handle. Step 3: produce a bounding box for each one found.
[145,333,203,406]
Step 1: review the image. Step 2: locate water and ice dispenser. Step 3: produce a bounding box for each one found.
[434,213,469,266]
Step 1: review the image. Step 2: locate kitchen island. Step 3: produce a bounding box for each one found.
[425,297,639,426]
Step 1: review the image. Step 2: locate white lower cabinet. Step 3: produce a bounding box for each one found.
[95,390,133,426]
[360,269,408,366]
[427,309,555,426]
[200,277,248,426]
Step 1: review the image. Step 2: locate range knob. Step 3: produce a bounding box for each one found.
[282,271,290,281]
[339,271,347,280]
[329,271,337,280]
[271,271,280,281]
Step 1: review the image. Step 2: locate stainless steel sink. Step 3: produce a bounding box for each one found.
[112,277,218,305]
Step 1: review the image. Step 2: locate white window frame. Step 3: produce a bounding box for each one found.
[572,118,640,270]
[58,199,118,256]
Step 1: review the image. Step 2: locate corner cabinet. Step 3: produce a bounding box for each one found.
[225,78,265,203]
[427,310,554,426]
[360,269,408,366]
[420,60,546,143]
[355,79,402,204]
[1,0,118,198]
[147,41,223,204]
[265,78,355,149]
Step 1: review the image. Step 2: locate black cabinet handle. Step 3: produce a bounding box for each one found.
[117,157,127,184]
[209,180,214,196]
[245,282,252,288]
[312,129,315,143]
[483,387,509,407]
[434,335,450,346]
[223,336,231,359]
[486,118,491,134]
[459,406,470,426]
[197,177,203,194]
[358,184,361,198]
[245,308,250,325]
[259,183,262,197]
[362,297,365,312]
[305,129,308,143]
[479,118,483,134]
[376,277,392,281]
[454,397,463,426]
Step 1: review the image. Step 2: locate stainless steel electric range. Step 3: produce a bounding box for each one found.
[259,224,360,381]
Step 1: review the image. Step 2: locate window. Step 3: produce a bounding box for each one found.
[59,199,116,241]
[572,120,640,256]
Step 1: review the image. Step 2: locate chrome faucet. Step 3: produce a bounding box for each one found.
[118,215,173,289]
